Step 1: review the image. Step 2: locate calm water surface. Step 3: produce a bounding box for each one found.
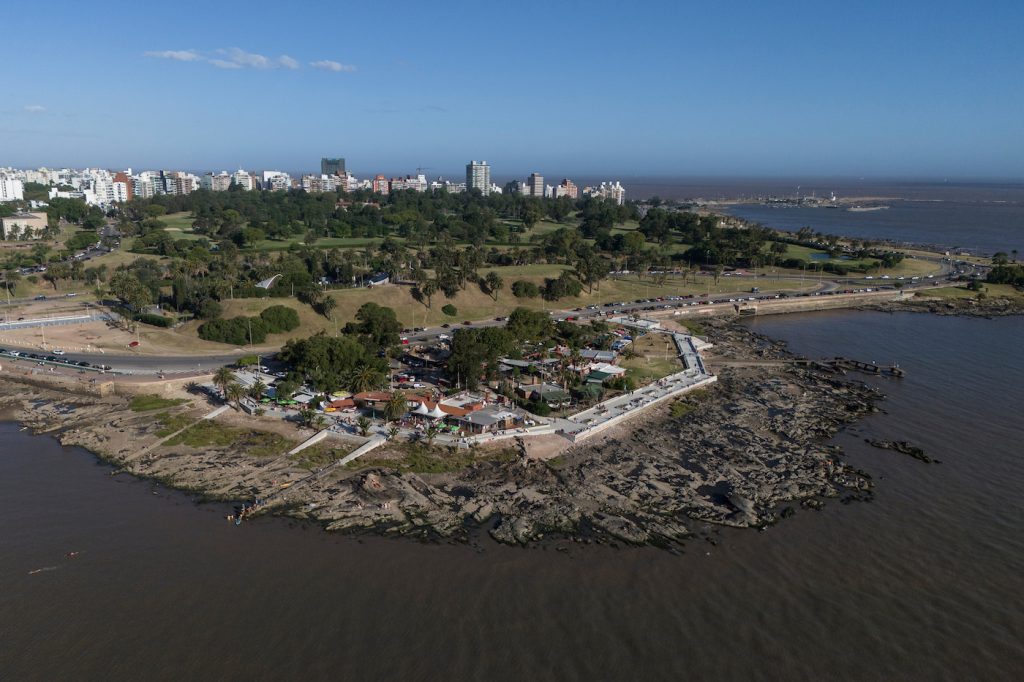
[3,311,1023,681]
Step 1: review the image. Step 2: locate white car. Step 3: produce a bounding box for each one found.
[53,349,66,355]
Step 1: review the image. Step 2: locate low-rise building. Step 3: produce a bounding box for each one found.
[0,212,48,240]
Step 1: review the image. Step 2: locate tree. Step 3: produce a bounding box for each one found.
[511,280,540,298]
[484,271,504,300]
[345,302,402,350]
[356,416,371,437]
[346,363,385,393]
[247,380,267,401]
[317,295,337,320]
[425,422,441,446]
[225,382,245,409]
[212,367,235,400]
[507,307,552,341]
[384,391,409,423]
[109,270,153,312]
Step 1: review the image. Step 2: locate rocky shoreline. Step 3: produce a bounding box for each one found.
[1,319,887,549]
[864,295,1024,318]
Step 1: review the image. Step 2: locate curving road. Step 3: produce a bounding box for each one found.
[0,257,981,376]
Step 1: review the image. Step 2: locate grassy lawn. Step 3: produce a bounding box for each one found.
[288,443,344,470]
[161,212,196,231]
[619,333,682,384]
[349,442,518,474]
[250,236,391,252]
[212,269,823,343]
[165,420,295,457]
[155,411,194,437]
[919,284,1024,303]
[130,394,190,412]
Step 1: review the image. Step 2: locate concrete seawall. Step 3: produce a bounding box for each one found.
[655,289,908,321]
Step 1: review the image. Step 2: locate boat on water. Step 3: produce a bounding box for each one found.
[847,205,890,212]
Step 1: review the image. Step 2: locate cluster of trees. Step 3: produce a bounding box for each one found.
[987,263,1024,286]
[278,333,389,394]
[446,308,557,390]
[198,305,300,344]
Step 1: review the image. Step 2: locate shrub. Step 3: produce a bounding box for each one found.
[526,400,551,416]
[196,298,223,320]
[511,280,540,298]
[441,304,458,317]
[259,304,300,333]
[198,316,268,345]
[135,312,174,328]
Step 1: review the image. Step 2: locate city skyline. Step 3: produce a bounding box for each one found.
[1,1,1023,178]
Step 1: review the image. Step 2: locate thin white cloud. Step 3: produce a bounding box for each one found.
[24,105,46,114]
[144,48,348,73]
[208,59,243,70]
[217,48,273,69]
[145,49,203,62]
[311,60,356,73]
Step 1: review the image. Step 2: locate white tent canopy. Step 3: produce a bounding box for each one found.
[414,402,430,415]
[428,405,447,419]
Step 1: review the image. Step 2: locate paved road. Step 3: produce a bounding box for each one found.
[0,261,974,375]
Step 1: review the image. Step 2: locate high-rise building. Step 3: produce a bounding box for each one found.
[584,181,626,205]
[321,157,346,176]
[113,172,133,202]
[527,172,544,197]
[554,178,578,199]
[466,160,490,195]
[231,170,254,191]
[372,174,389,195]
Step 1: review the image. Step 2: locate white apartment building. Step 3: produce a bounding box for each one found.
[0,176,24,202]
[584,181,626,205]
[466,160,491,195]
[201,172,233,192]
[263,171,292,191]
[231,170,254,191]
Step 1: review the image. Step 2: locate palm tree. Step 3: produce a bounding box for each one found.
[247,380,267,402]
[356,416,371,437]
[425,423,441,446]
[384,391,409,423]
[212,367,234,400]
[387,426,399,440]
[225,382,245,409]
[347,364,383,393]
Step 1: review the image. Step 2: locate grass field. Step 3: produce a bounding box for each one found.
[129,395,190,412]
[919,284,1024,303]
[349,441,518,474]
[165,419,295,457]
[619,333,682,384]
[212,267,824,343]
[160,212,197,231]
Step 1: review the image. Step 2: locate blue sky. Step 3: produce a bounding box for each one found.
[2,0,1022,178]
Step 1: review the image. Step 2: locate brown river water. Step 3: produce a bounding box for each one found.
[2,310,1022,681]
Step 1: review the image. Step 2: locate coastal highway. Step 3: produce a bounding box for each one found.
[0,272,967,376]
